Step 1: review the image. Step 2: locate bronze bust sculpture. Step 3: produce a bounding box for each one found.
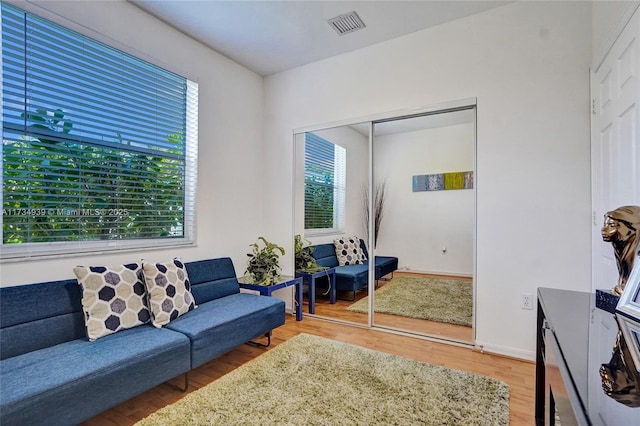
[601,205,640,296]
[600,329,640,407]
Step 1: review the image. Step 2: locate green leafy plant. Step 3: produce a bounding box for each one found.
[294,234,320,272]
[245,237,285,285]
[21,107,73,142]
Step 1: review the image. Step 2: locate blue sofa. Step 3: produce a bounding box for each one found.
[0,257,285,426]
[311,239,398,300]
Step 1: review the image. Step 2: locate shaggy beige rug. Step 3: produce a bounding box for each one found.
[136,333,508,425]
[347,275,473,327]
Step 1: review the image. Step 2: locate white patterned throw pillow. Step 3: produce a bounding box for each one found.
[142,258,196,327]
[74,263,151,341]
[333,236,367,266]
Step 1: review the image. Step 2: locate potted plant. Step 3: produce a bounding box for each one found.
[245,237,285,285]
[294,234,320,272]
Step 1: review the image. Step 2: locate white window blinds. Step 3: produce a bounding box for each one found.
[304,132,345,235]
[1,3,198,259]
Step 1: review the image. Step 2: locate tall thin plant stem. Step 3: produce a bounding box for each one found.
[362,180,387,248]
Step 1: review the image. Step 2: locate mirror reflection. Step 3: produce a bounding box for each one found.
[294,124,370,325]
[294,105,476,343]
[371,109,475,342]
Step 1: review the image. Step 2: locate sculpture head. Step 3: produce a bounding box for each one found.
[602,205,640,295]
[602,206,640,244]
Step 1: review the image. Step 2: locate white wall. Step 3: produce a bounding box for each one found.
[374,123,474,276]
[0,1,266,286]
[264,1,593,359]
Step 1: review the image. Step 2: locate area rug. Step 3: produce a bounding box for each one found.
[136,333,508,425]
[347,275,473,327]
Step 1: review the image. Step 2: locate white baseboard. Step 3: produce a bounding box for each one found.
[475,341,536,362]
[399,268,473,279]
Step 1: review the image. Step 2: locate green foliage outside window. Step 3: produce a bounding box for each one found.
[304,164,334,230]
[2,108,185,244]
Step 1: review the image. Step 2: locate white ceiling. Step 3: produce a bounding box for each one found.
[129,1,511,76]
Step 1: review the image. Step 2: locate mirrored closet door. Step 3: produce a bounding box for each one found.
[293,100,476,344]
[294,122,370,325]
[371,108,476,343]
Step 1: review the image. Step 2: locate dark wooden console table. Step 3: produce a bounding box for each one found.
[536,287,639,425]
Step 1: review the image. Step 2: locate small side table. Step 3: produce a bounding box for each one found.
[238,275,303,321]
[295,268,336,314]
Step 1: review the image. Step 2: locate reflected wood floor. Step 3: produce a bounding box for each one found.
[82,315,535,426]
[308,271,474,342]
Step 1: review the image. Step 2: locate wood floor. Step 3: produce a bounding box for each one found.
[82,315,536,425]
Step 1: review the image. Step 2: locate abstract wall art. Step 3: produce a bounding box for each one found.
[412,171,474,192]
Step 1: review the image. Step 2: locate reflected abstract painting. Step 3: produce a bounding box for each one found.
[413,171,473,192]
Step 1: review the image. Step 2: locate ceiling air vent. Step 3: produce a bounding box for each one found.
[328,11,366,36]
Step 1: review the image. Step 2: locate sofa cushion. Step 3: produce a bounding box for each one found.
[0,325,190,426]
[374,256,399,279]
[311,243,339,268]
[333,236,367,266]
[165,292,285,368]
[0,279,85,360]
[143,258,196,327]
[335,262,370,291]
[73,263,151,341]
[185,257,240,304]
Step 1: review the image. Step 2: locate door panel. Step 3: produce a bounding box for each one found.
[592,8,640,291]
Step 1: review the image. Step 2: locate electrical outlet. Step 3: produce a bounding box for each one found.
[521,293,533,310]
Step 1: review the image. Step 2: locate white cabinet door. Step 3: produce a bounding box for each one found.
[592,7,640,292]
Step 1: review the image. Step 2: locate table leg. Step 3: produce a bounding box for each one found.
[309,276,316,314]
[330,272,336,304]
[296,279,303,321]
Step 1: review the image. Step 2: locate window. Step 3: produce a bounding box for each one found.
[304,132,345,235]
[1,3,198,259]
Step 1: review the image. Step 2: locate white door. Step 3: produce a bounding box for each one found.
[591,7,640,292]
